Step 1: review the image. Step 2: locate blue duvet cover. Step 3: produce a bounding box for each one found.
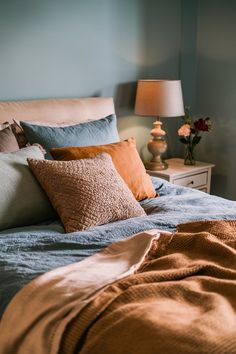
[0,177,236,317]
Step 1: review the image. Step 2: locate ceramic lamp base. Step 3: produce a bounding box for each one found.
[145,160,168,171]
[146,121,168,171]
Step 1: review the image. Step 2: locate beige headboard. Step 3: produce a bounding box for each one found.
[0,97,115,124]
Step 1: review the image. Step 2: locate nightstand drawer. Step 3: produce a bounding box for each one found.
[146,158,214,193]
[173,172,208,189]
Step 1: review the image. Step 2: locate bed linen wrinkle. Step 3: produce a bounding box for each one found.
[0,177,236,318]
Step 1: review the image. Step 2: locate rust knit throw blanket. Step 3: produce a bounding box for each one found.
[61,220,236,354]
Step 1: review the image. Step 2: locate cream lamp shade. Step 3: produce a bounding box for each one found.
[135,80,184,117]
[135,79,184,171]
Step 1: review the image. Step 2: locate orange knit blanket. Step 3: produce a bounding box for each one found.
[1,221,236,354]
[61,220,236,354]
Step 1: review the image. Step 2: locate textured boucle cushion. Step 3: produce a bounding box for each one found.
[27,153,146,233]
[50,138,157,201]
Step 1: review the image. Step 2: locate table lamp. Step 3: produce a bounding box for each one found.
[135,79,184,170]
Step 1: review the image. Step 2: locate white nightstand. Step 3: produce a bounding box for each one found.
[146,158,215,193]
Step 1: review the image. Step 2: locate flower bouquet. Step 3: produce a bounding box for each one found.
[178,107,212,165]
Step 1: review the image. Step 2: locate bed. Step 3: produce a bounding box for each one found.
[0,97,236,354]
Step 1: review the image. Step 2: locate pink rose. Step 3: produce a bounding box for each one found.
[178,124,191,137]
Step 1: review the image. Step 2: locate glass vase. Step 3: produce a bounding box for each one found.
[184,144,195,165]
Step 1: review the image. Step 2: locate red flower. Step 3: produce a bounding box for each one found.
[194,118,210,132]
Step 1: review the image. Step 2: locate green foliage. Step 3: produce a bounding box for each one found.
[183,106,192,125]
[192,136,201,145]
[179,137,188,144]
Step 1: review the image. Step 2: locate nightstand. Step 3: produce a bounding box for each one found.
[146,158,215,193]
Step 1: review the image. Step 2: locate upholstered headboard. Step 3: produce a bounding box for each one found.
[0,97,115,124]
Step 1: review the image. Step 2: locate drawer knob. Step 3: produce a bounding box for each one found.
[187,180,194,185]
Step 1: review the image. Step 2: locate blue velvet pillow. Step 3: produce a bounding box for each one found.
[20,114,120,159]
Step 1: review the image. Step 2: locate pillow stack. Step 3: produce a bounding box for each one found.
[0,113,156,233]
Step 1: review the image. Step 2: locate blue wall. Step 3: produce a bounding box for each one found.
[0,0,146,100]
[0,0,182,161]
[179,0,198,110]
[190,0,236,200]
[117,0,182,160]
[177,0,236,200]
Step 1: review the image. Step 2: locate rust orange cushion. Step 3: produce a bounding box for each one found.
[50,138,156,201]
